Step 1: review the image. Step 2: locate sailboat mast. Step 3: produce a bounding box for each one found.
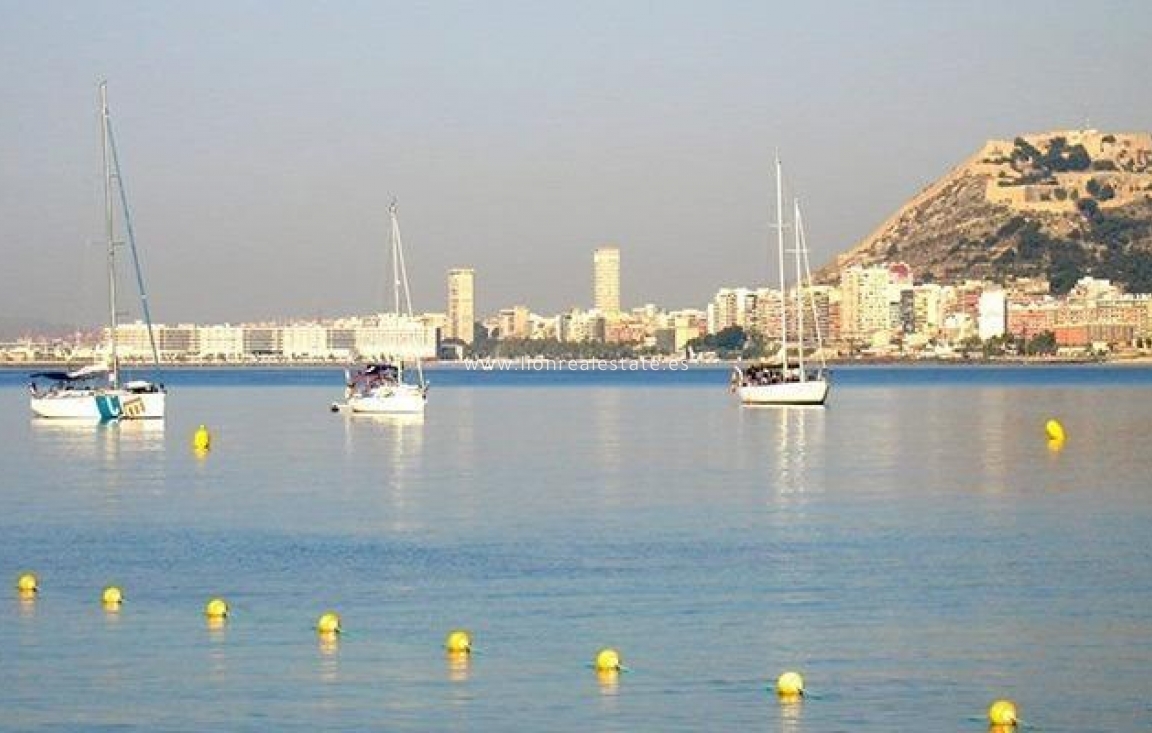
[390,200,425,388]
[100,81,119,388]
[390,200,401,317]
[775,154,787,366]
[793,199,806,379]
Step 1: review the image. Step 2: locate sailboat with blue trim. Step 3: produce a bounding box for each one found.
[29,82,166,420]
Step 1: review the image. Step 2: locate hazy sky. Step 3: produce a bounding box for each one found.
[3,1,1150,328]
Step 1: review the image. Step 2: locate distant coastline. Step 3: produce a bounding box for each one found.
[5,354,1151,372]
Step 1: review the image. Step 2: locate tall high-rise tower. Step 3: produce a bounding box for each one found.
[447,268,475,345]
[593,246,620,315]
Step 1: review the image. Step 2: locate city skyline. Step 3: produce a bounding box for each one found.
[3,2,1151,328]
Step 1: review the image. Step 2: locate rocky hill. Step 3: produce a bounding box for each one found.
[821,130,1152,294]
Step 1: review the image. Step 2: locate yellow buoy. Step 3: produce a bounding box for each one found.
[204,597,229,619]
[445,629,472,654]
[102,585,124,607]
[16,572,38,594]
[776,671,805,697]
[988,699,1018,726]
[192,424,211,451]
[1044,419,1065,442]
[594,647,621,672]
[316,611,342,635]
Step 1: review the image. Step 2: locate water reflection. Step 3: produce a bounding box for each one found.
[30,417,165,449]
[446,651,471,682]
[596,668,620,696]
[591,389,625,509]
[341,411,425,456]
[29,419,166,514]
[337,408,428,530]
[206,617,228,682]
[739,405,824,497]
[317,632,340,683]
[16,591,37,619]
[778,696,803,733]
[592,389,624,471]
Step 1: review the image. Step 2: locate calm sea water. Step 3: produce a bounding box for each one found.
[2,364,1151,732]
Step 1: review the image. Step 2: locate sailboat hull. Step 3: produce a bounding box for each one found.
[31,390,167,420]
[737,379,829,406]
[346,385,426,414]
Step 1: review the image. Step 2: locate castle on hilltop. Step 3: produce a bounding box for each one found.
[977,129,1152,213]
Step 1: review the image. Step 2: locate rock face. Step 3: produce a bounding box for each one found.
[821,130,1152,293]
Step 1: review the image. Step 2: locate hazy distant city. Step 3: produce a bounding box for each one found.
[5,243,1151,365]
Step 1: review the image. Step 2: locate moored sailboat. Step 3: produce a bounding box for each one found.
[333,200,428,415]
[29,82,166,420]
[733,155,830,406]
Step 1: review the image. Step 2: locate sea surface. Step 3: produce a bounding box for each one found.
[2,364,1150,732]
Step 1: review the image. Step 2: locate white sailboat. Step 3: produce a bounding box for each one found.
[29,82,166,421]
[334,200,428,415]
[733,155,830,406]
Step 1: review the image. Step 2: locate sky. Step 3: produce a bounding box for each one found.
[2,1,1150,329]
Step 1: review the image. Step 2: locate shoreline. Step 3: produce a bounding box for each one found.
[5,354,1152,371]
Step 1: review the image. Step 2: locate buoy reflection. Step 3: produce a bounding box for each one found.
[596,668,620,695]
[17,590,37,618]
[446,650,471,682]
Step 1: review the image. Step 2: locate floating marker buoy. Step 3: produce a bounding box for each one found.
[16,572,38,594]
[594,648,621,672]
[204,597,229,619]
[316,611,342,635]
[776,671,804,697]
[192,424,211,451]
[102,585,124,607]
[1044,419,1065,442]
[445,629,472,654]
[987,699,1018,726]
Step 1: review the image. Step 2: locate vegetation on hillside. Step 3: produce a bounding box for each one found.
[990,205,1152,294]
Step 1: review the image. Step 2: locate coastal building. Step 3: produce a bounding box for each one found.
[1007,299,1057,340]
[198,325,244,360]
[977,288,1008,340]
[558,308,606,343]
[447,268,475,345]
[670,309,707,352]
[497,306,531,339]
[348,313,436,360]
[912,284,946,339]
[839,265,891,341]
[707,287,757,334]
[593,246,621,315]
[281,323,329,359]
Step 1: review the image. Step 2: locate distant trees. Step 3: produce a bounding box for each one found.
[1085,178,1115,201]
[685,325,770,358]
[1011,136,1092,173]
[1024,331,1058,356]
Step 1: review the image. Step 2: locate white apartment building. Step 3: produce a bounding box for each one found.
[978,289,1008,340]
[840,266,891,341]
